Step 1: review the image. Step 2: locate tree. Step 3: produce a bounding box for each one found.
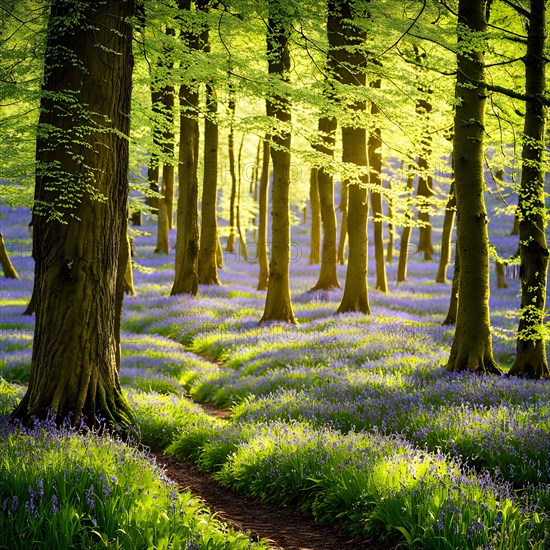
[397,166,415,283]
[309,167,321,264]
[336,0,370,315]
[508,0,549,379]
[257,136,270,290]
[260,0,296,323]
[12,0,136,429]
[0,233,19,279]
[445,0,500,374]
[436,180,455,283]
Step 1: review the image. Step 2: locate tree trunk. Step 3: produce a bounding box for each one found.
[226,84,237,254]
[257,137,270,290]
[368,84,387,293]
[337,181,348,265]
[309,167,321,264]
[311,116,340,290]
[509,0,549,379]
[236,133,248,261]
[199,83,221,285]
[0,233,19,279]
[335,0,370,315]
[443,241,459,325]
[446,0,500,374]
[397,167,415,283]
[123,233,135,296]
[436,181,456,283]
[172,1,200,296]
[495,261,509,289]
[386,181,394,264]
[12,0,136,430]
[260,2,295,323]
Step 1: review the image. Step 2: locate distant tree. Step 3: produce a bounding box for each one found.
[257,136,270,290]
[260,0,296,323]
[309,166,321,264]
[509,0,549,379]
[0,233,19,279]
[397,165,415,283]
[12,0,136,429]
[436,180,455,284]
[446,0,500,374]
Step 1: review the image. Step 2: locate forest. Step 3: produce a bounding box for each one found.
[0,0,549,548]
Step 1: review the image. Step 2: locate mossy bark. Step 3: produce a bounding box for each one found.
[260,4,295,323]
[509,0,549,379]
[12,0,136,431]
[445,0,500,374]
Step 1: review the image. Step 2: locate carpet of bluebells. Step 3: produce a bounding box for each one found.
[1,196,549,548]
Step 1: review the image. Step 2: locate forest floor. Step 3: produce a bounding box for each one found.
[154,450,393,550]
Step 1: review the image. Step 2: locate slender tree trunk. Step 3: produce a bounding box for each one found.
[257,137,270,290]
[123,233,135,296]
[226,85,237,254]
[436,181,456,283]
[146,87,162,216]
[0,233,19,279]
[397,166,415,283]
[509,0,549,379]
[335,0,370,314]
[172,1,200,296]
[260,2,295,323]
[495,261,509,288]
[199,83,221,285]
[337,181,348,264]
[311,116,340,290]
[236,133,248,261]
[443,241,459,325]
[309,167,321,264]
[12,0,136,430]
[446,0,500,374]
[369,82,387,293]
[386,181,394,264]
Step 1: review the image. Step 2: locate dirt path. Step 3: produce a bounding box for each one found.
[154,451,394,550]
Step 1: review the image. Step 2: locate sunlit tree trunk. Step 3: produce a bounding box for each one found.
[236,133,248,261]
[386,181,394,264]
[446,0,500,374]
[336,0,370,315]
[257,137,270,290]
[172,0,200,296]
[397,166,414,283]
[12,0,136,430]
[260,1,295,323]
[309,167,321,264]
[337,181,348,264]
[226,84,237,254]
[436,181,456,283]
[443,242,459,325]
[0,233,19,279]
[509,0,549,379]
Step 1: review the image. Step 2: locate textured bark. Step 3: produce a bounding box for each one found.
[509,0,549,379]
[337,181,348,265]
[309,167,321,264]
[257,137,270,290]
[199,84,221,285]
[436,181,456,283]
[12,0,136,430]
[446,0,500,374]
[335,0,370,315]
[260,2,295,323]
[397,167,414,283]
[368,84,387,293]
[0,233,19,279]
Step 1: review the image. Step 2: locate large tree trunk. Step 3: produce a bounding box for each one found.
[12,0,136,430]
[509,0,549,379]
[172,1,200,296]
[309,167,321,264]
[436,181,456,283]
[260,2,295,323]
[199,83,221,285]
[0,233,19,279]
[311,116,340,290]
[257,137,270,290]
[397,167,414,283]
[446,0,500,374]
[335,0,370,315]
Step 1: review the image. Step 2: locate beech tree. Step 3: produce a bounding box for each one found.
[12,0,136,428]
[446,0,500,374]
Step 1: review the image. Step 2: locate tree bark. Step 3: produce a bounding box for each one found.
[335,0,370,315]
[337,181,348,264]
[226,84,237,254]
[257,137,270,290]
[443,241,459,325]
[0,233,19,279]
[12,0,136,430]
[509,0,549,379]
[309,167,321,264]
[397,166,414,283]
[386,181,394,264]
[446,0,501,374]
[260,1,296,323]
[436,181,456,283]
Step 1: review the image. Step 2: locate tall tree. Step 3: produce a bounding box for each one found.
[171,0,200,297]
[509,0,549,379]
[12,0,136,428]
[397,166,415,283]
[259,0,296,323]
[309,167,321,264]
[446,0,500,374]
[257,137,270,290]
[336,0,370,315]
